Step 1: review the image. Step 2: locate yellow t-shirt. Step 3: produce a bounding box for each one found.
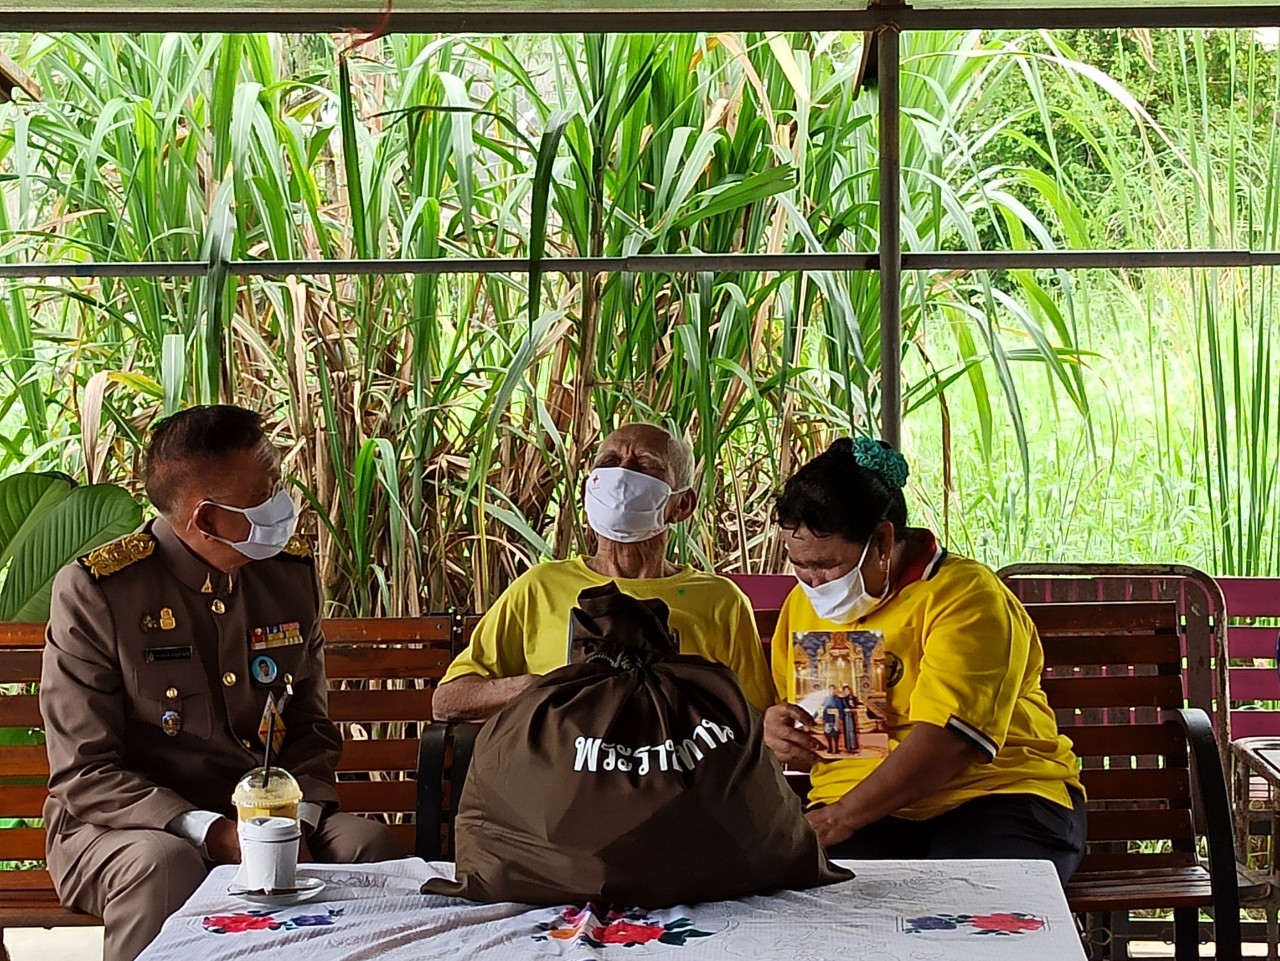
[444,557,777,714]
[771,550,1081,819]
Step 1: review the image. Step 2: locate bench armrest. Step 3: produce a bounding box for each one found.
[1171,706,1242,957]
[416,722,481,860]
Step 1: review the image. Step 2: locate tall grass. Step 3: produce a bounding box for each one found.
[0,28,1275,615]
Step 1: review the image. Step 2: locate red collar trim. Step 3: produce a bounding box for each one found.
[894,531,946,591]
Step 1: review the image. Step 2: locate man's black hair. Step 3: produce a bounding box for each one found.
[773,438,908,543]
[144,405,268,515]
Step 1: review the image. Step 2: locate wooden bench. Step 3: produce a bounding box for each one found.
[429,597,1250,949]
[1029,599,1256,961]
[0,615,455,952]
[996,564,1280,952]
[729,571,1258,957]
[409,577,1254,960]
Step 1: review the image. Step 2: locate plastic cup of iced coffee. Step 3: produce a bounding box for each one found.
[232,766,302,822]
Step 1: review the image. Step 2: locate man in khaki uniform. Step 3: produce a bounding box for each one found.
[41,405,403,961]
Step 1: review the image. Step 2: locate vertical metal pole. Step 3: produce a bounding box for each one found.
[877,25,902,449]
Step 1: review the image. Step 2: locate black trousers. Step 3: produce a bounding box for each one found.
[825,788,1088,885]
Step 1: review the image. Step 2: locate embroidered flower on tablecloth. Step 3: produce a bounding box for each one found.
[534,904,714,948]
[902,912,1046,937]
[595,921,667,946]
[288,913,340,928]
[904,915,959,932]
[203,911,282,935]
[203,907,344,935]
[969,912,1046,935]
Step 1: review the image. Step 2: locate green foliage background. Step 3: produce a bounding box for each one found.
[0,28,1276,615]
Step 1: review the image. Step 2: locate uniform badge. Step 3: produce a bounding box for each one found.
[251,655,279,685]
[144,645,192,664]
[159,607,176,631]
[201,573,213,594]
[140,613,159,632]
[249,622,303,650]
[258,694,286,756]
[161,710,182,736]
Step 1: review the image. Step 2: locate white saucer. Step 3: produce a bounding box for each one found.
[227,876,326,907]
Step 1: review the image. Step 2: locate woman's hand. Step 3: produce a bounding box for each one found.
[805,801,857,848]
[763,703,823,770]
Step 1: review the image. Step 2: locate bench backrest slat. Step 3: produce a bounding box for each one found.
[0,616,454,863]
[328,688,434,723]
[337,738,419,772]
[0,828,49,861]
[0,697,41,727]
[0,651,42,683]
[325,617,454,643]
[996,566,1226,753]
[1219,578,1280,618]
[1024,599,1196,874]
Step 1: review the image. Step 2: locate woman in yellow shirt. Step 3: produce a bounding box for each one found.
[763,438,1086,882]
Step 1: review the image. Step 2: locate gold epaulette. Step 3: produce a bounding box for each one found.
[280,534,314,561]
[77,533,156,580]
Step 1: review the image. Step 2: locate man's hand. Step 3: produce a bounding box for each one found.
[763,703,823,770]
[805,801,857,848]
[205,818,242,864]
[431,673,541,722]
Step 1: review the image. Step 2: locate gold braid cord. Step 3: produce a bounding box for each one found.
[281,534,313,559]
[77,533,155,580]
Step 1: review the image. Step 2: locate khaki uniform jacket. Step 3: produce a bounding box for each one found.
[40,517,342,883]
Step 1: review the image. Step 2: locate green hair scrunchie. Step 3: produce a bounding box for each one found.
[851,437,910,490]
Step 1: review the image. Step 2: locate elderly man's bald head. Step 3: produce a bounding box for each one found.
[593,423,695,492]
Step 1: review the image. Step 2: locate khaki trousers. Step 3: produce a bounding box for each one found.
[54,814,404,961]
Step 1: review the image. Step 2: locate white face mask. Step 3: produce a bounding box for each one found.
[200,490,298,561]
[796,538,888,624]
[584,466,683,544]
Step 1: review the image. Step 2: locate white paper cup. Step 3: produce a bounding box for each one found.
[236,816,300,892]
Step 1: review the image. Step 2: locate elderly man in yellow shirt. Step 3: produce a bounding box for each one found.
[431,423,776,721]
[764,438,1085,884]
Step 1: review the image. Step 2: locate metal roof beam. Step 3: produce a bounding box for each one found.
[4,250,1280,280]
[2,5,1280,33]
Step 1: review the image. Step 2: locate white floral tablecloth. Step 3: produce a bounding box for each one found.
[136,857,1084,961]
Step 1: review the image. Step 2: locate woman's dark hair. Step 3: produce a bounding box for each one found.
[144,405,268,515]
[773,438,908,543]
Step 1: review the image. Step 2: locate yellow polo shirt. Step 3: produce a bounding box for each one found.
[444,557,777,714]
[771,549,1081,819]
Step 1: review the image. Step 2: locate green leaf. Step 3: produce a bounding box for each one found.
[528,110,574,326]
[0,472,74,575]
[0,728,43,746]
[0,482,142,622]
[338,55,371,261]
[161,333,186,416]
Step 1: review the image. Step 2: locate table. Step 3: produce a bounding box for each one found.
[136,857,1085,961]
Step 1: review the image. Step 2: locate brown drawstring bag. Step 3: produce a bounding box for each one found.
[422,582,851,907]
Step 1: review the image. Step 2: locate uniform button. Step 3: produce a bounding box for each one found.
[241,738,254,750]
[165,687,178,700]
[222,672,237,687]
[211,599,226,614]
